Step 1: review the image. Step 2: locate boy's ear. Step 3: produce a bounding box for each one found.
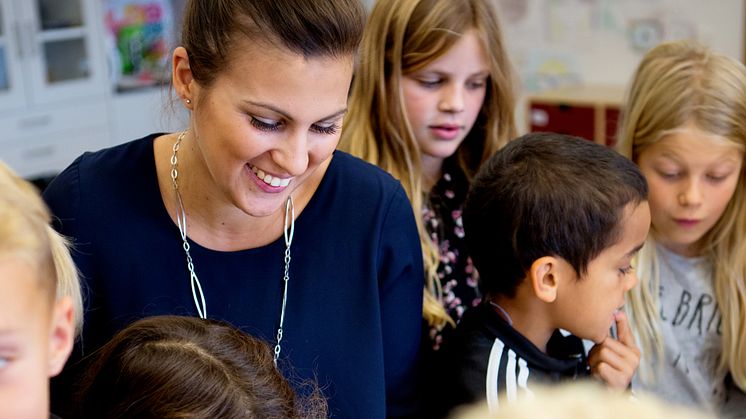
[529,256,562,303]
[48,296,75,377]
[173,46,196,107]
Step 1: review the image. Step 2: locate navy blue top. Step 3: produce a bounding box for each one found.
[44,135,424,418]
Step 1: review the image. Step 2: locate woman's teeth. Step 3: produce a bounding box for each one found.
[251,166,291,187]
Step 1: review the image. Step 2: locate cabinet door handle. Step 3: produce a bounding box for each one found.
[25,22,37,56]
[12,22,24,59]
[17,114,52,129]
[22,145,56,160]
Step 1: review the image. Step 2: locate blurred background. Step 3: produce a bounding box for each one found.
[0,0,742,186]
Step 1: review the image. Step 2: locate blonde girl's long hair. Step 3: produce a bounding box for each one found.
[339,0,516,328]
[0,162,84,337]
[616,41,746,390]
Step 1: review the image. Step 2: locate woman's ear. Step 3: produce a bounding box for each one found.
[173,46,195,109]
[529,256,562,303]
[47,296,75,377]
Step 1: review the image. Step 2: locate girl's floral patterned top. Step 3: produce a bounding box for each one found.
[423,159,480,351]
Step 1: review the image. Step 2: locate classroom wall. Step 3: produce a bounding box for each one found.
[495,0,744,93]
[362,0,745,133]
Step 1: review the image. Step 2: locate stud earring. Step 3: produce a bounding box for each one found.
[185,98,192,105]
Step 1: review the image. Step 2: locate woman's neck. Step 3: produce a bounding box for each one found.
[154,133,320,251]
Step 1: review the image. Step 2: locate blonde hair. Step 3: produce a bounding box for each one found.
[454,382,716,419]
[0,162,83,336]
[339,0,517,327]
[616,40,746,390]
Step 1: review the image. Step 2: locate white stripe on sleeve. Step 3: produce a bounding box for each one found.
[505,350,518,402]
[517,357,534,398]
[486,338,505,411]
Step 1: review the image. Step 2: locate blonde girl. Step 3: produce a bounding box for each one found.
[0,161,82,418]
[0,162,83,333]
[340,0,516,349]
[617,40,746,415]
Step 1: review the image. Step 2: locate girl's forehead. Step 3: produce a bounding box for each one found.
[644,126,743,165]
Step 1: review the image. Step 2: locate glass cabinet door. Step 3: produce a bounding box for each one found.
[24,0,106,103]
[37,0,88,83]
[0,0,28,112]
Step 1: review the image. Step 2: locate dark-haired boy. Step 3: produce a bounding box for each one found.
[447,132,651,411]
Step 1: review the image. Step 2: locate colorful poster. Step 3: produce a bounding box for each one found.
[104,0,174,90]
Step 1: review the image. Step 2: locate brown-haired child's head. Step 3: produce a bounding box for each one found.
[76,315,327,419]
[0,161,79,418]
[464,133,651,345]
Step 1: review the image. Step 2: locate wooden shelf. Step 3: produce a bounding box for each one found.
[527,84,625,147]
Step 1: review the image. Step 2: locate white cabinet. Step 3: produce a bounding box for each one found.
[0,0,107,106]
[0,0,25,113]
[0,0,110,178]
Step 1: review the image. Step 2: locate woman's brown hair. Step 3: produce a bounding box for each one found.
[181,0,365,88]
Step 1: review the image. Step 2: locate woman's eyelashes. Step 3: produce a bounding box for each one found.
[250,116,281,132]
[249,116,340,136]
[310,123,340,135]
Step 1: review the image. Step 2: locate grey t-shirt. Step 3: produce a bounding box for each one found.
[633,244,725,413]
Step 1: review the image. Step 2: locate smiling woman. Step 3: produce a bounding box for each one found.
[42,1,424,418]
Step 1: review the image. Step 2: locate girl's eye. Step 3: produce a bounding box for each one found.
[619,265,634,275]
[418,79,442,88]
[467,79,487,89]
[706,173,728,182]
[250,116,281,132]
[311,124,340,135]
[658,170,680,180]
[0,357,8,370]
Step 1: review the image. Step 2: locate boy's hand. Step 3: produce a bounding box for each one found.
[587,310,640,390]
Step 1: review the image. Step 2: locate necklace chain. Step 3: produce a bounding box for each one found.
[170,131,294,364]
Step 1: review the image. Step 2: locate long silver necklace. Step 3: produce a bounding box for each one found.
[170,131,295,363]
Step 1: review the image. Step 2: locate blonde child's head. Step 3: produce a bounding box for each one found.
[350,0,517,169]
[617,40,746,389]
[454,382,716,419]
[0,161,81,418]
[618,40,745,255]
[340,0,517,328]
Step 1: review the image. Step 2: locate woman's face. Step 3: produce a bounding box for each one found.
[189,38,353,218]
[400,29,489,173]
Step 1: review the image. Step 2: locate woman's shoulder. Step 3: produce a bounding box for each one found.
[73,134,161,174]
[302,151,413,229]
[47,134,160,197]
[44,134,162,222]
[330,150,399,180]
[326,150,407,198]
